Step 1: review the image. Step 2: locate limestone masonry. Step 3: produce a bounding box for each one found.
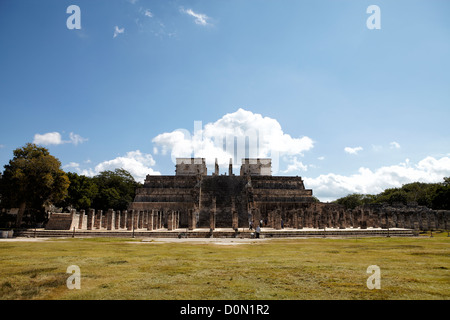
[45,158,449,233]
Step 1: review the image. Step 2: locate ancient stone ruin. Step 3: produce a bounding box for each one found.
[42,158,449,237]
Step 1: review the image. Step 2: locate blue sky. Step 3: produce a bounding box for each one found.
[1,0,449,201]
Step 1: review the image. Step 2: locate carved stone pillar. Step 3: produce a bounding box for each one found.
[167,210,173,231]
[78,209,85,229]
[87,209,94,230]
[274,209,282,230]
[133,211,139,230]
[115,210,120,229]
[120,210,126,229]
[106,209,114,230]
[147,210,154,231]
[210,198,216,230]
[127,209,134,230]
[95,210,103,229]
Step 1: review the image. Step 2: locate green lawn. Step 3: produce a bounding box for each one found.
[0,233,448,300]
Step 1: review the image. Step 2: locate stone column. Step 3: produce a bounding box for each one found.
[274,209,282,230]
[87,209,94,230]
[167,210,174,231]
[95,210,103,229]
[338,209,345,229]
[143,211,148,229]
[106,209,114,230]
[159,210,163,229]
[153,210,158,230]
[115,210,120,229]
[297,208,304,229]
[210,198,216,230]
[231,198,238,230]
[361,208,368,229]
[292,210,298,229]
[137,211,142,229]
[147,210,153,231]
[156,210,160,229]
[133,210,139,230]
[127,209,134,230]
[78,209,85,229]
[188,209,194,230]
[120,210,127,229]
[100,210,105,229]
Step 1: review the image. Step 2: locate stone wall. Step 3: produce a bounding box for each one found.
[45,203,449,232]
[45,208,178,231]
[45,211,77,230]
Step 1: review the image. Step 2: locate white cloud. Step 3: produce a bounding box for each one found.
[344,146,363,155]
[63,162,80,170]
[318,156,325,160]
[304,156,450,202]
[80,150,160,183]
[144,9,153,18]
[390,141,401,149]
[113,26,125,38]
[282,157,308,173]
[69,132,88,145]
[33,132,87,146]
[33,132,63,146]
[152,108,314,172]
[0,144,5,148]
[180,8,211,26]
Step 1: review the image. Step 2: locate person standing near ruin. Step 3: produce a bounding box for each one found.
[256,225,261,238]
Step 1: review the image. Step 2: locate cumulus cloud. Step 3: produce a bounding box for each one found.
[344,146,363,155]
[180,8,211,26]
[152,108,314,173]
[282,157,308,173]
[113,26,124,38]
[33,132,87,146]
[304,156,450,202]
[80,150,160,183]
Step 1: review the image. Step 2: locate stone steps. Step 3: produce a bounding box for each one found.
[15,228,417,239]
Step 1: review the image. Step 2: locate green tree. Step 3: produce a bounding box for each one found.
[374,188,409,205]
[333,193,375,209]
[400,182,439,207]
[55,172,98,211]
[0,143,69,226]
[431,177,450,210]
[92,168,141,211]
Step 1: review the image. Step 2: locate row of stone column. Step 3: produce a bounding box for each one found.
[261,207,449,230]
[73,209,170,230]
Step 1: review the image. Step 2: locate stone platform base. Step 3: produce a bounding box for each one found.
[15,227,417,239]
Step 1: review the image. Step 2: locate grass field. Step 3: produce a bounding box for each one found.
[0,232,448,300]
